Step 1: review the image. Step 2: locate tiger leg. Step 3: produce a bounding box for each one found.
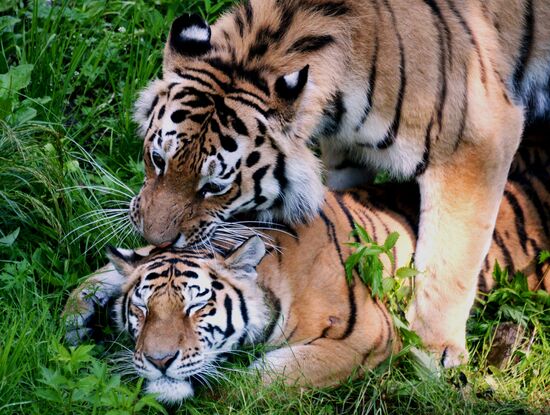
[408,125,522,367]
[250,339,365,388]
[63,246,154,344]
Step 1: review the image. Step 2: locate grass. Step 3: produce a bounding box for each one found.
[0,1,548,414]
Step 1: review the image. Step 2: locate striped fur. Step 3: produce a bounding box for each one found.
[129,0,550,365]
[65,146,548,401]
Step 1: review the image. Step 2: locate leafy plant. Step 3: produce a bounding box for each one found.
[469,260,549,350]
[345,224,422,349]
[0,64,50,125]
[36,344,167,415]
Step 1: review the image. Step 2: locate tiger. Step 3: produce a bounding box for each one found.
[64,145,549,402]
[126,0,550,366]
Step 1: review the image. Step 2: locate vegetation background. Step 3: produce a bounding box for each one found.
[0,0,548,413]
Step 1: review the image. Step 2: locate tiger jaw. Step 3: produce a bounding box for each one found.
[145,377,194,403]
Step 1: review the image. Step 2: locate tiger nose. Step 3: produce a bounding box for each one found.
[144,351,179,373]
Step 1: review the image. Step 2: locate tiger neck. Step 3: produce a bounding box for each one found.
[211,0,372,131]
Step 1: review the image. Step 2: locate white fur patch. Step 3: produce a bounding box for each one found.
[180,26,209,42]
[146,377,194,403]
[134,79,165,137]
[173,233,187,248]
[283,71,301,89]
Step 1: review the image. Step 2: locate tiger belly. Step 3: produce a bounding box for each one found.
[317,89,427,185]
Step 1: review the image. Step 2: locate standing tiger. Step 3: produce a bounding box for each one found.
[129,1,550,366]
[65,146,549,402]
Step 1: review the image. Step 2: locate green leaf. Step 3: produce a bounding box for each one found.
[0,64,34,92]
[11,106,37,124]
[382,277,395,295]
[383,232,399,250]
[539,250,550,264]
[0,228,19,247]
[353,223,372,244]
[0,16,19,33]
[395,266,419,279]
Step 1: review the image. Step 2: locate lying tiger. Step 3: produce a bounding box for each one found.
[65,146,549,402]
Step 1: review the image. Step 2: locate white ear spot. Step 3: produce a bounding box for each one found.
[283,71,301,89]
[116,248,135,258]
[180,26,210,42]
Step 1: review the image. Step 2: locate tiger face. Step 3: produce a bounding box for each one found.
[108,237,268,402]
[131,13,324,247]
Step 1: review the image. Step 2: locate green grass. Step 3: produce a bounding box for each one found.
[0,1,548,414]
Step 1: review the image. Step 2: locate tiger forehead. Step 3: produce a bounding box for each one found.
[139,251,215,278]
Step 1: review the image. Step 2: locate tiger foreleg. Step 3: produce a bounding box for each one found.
[63,263,124,345]
[408,129,521,367]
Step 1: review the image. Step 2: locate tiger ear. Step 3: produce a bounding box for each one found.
[275,65,309,101]
[106,246,144,278]
[168,13,212,57]
[224,236,266,277]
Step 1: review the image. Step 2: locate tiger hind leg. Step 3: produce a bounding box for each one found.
[250,338,368,388]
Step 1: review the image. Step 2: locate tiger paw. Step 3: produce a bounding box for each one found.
[440,344,469,368]
[63,285,112,345]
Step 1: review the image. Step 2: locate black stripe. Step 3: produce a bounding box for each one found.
[334,193,360,243]
[174,70,218,92]
[444,0,487,86]
[272,152,288,207]
[514,175,549,237]
[415,117,433,176]
[377,0,406,149]
[226,95,269,118]
[244,0,254,26]
[246,151,260,167]
[347,191,379,241]
[186,67,229,91]
[249,38,269,59]
[423,0,448,133]
[321,90,346,136]
[234,286,249,325]
[235,10,244,37]
[503,190,530,254]
[145,272,163,281]
[454,63,469,152]
[319,198,358,340]
[223,295,235,337]
[145,95,159,119]
[493,230,515,272]
[121,290,129,330]
[319,209,345,267]
[261,288,281,342]
[338,282,357,340]
[308,1,350,16]
[182,270,199,279]
[356,22,379,131]
[287,35,335,54]
[171,109,190,123]
[512,0,534,94]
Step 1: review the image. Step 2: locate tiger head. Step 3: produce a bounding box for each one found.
[108,237,268,403]
[130,12,324,247]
